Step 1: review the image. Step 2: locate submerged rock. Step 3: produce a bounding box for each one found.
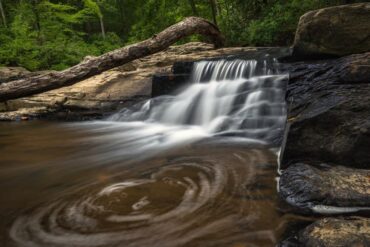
[293,3,370,58]
[281,52,370,169]
[299,217,370,247]
[279,163,370,213]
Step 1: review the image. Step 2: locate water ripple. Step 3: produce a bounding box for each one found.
[10,149,278,247]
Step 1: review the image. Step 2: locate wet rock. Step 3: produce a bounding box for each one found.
[281,52,370,169]
[299,217,370,247]
[152,73,191,97]
[151,61,195,97]
[279,163,370,213]
[293,3,370,58]
[0,107,51,121]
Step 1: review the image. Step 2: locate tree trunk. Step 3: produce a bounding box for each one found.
[31,0,41,39]
[209,0,218,26]
[99,16,106,39]
[0,17,224,102]
[0,0,7,28]
[187,0,198,16]
[116,0,126,35]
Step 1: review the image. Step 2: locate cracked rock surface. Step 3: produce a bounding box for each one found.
[279,163,370,213]
[300,217,370,247]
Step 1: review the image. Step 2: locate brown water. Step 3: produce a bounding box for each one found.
[0,121,301,247]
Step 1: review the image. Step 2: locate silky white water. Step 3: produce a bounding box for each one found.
[105,58,288,157]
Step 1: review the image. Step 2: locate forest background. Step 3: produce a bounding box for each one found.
[0,0,365,71]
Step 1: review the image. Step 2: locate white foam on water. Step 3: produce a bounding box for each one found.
[312,205,370,214]
[102,58,288,160]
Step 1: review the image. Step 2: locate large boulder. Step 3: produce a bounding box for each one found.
[279,163,370,213]
[281,52,370,169]
[293,3,370,58]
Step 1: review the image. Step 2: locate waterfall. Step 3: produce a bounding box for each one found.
[109,58,287,145]
[8,57,289,247]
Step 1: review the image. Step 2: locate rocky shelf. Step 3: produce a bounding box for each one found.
[0,42,262,121]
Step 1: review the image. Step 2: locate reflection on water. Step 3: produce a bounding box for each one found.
[0,122,298,247]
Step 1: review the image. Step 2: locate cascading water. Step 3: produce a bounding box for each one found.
[5,56,290,247]
[108,58,287,149]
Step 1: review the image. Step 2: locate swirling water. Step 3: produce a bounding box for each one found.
[0,57,297,247]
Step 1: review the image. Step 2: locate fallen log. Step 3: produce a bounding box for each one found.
[0,17,224,102]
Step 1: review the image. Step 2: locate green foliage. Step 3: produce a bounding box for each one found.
[0,0,366,71]
[0,0,120,71]
[217,0,357,46]
[83,0,103,18]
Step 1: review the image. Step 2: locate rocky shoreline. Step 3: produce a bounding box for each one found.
[278,3,370,246]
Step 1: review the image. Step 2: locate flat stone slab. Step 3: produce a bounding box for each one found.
[300,217,370,247]
[279,163,370,214]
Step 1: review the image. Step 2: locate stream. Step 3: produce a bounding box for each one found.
[0,57,302,247]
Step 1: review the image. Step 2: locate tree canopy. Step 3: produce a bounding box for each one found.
[0,0,366,71]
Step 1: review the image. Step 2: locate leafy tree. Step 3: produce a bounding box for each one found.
[82,0,106,39]
[0,0,367,71]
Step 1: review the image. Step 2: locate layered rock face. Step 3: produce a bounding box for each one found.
[279,3,370,246]
[293,3,370,58]
[0,42,257,121]
[281,52,370,169]
[279,50,370,247]
[279,52,370,213]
